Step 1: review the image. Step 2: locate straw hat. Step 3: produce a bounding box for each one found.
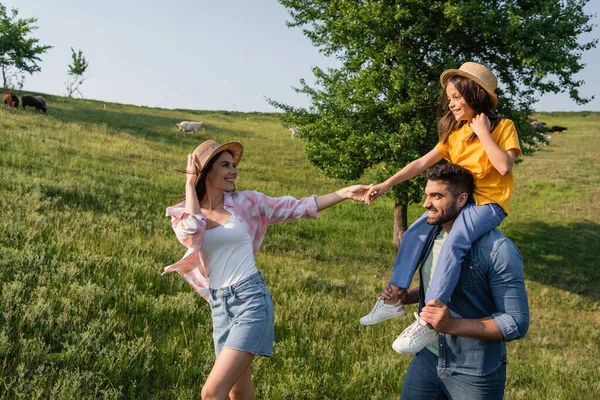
[191,140,243,184]
[440,62,498,108]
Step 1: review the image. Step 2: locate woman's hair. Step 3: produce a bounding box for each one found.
[178,150,234,202]
[194,150,234,201]
[436,75,502,144]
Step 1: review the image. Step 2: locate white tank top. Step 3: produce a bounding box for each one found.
[202,214,258,289]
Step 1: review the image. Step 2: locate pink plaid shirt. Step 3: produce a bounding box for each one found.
[164,190,319,301]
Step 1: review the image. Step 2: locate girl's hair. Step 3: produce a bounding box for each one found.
[178,150,233,202]
[436,75,502,144]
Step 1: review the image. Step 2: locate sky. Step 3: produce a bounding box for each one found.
[3,0,600,113]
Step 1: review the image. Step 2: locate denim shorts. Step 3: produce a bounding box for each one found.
[209,272,274,357]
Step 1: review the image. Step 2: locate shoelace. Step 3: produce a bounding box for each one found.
[401,313,430,342]
[368,299,385,315]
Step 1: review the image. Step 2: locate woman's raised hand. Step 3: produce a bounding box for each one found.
[185,154,198,185]
[364,182,388,205]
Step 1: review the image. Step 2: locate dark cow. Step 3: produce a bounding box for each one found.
[22,94,47,113]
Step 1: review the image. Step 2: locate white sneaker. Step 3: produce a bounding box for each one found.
[392,312,437,354]
[359,298,405,326]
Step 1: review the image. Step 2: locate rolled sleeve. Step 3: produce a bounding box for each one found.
[259,192,320,225]
[489,239,530,342]
[166,202,206,248]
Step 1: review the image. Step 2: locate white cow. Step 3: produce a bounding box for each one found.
[177,121,206,133]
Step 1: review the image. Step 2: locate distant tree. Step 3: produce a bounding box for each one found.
[271,0,597,245]
[0,3,52,89]
[65,47,89,98]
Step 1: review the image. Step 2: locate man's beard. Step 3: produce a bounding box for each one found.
[425,204,461,226]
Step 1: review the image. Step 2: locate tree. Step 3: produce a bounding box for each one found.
[271,0,597,245]
[65,47,89,98]
[0,3,52,88]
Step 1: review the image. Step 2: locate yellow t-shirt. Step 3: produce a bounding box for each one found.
[435,119,521,214]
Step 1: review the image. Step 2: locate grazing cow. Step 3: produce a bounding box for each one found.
[22,94,47,113]
[34,96,47,109]
[548,125,567,133]
[289,127,298,138]
[528,117,548,131]
[3,91,19,108]
[177,121,206,133]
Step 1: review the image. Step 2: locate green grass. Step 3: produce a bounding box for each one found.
[0,94,598,399]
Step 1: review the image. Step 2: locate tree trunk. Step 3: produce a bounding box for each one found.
[393,202,408,247]
[1,65,6,89]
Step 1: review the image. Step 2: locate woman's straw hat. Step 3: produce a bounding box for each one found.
[440,62,498,108]
[191,140,243,184]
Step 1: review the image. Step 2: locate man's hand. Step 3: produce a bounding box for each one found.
[419,299,455,333]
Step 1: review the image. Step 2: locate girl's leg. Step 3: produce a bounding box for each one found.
[201,348,255,400]
[390,211,439,290]
[424,203,505,304]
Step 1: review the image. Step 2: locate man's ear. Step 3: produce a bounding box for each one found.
[458,192,469,208]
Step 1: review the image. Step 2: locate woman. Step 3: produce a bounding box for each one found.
[164,140,368,399]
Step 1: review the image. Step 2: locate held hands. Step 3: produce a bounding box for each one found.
[341,184,373,202]
[364,182,388,205]
[419,299,454,333]
[469,113,491,138]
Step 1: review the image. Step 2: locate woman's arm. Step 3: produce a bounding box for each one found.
[471,114,517,176]
[315,185,371,211]
[365,148,444,205]
[184,154,201,215]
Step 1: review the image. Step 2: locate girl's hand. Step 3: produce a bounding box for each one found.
[470,113,491,138]
[185,154,198,185]
[365,183,388,205]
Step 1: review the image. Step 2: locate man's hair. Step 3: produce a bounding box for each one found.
[427,164,475,198]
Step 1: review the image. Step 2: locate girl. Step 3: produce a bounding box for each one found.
[163,139,368,400]
[359,62,521,354]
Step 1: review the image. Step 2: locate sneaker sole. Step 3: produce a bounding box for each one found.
[359,310,406,326]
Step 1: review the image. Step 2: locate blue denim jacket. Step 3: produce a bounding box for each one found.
[418,227,530,376]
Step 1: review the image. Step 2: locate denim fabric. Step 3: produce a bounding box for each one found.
[425,203,505,304]
[400,348,507,400]
[390,202,505,305]
[419,229,529,376]
[390,212,437,289]
[210,272,274,357]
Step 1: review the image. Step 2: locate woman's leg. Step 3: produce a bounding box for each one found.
[229,365,254,400]
[424,203,505,304]
[201,348,255,400]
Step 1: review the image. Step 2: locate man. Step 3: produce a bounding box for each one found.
[391,164,529,399]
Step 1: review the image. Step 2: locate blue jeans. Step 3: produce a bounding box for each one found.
[390,202,505,304]
[400,349,506,400]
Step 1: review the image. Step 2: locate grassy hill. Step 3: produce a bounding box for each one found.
[1,93,599,399]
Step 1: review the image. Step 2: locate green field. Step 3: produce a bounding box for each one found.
[0,93,598,399]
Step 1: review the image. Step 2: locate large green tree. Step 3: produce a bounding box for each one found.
[271,0,597,245]
[0,3,51,88]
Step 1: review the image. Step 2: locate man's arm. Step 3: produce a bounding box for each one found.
[420,300,504,340]
[420,238,529,341]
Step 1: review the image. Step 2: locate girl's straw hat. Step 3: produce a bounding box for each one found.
[191,140,243,184]
[440,62,498,108]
